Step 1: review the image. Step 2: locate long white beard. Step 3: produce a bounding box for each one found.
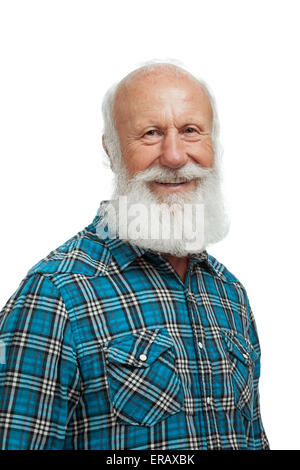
[97,159,230,257]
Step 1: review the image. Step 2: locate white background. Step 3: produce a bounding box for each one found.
[0,0,299,450]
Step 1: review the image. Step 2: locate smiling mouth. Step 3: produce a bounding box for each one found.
[155,182,187,185]
[153,179,193,185]
[150,180,195,191]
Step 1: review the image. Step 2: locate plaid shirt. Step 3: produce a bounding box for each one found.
[0,201,269,450]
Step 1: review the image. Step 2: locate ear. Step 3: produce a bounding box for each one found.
[102,135,114,171]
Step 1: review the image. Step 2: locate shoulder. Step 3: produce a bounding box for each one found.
[207,253,246,285]
[26,221,110,280]
[206,252,251,305]
[206,253,262,347]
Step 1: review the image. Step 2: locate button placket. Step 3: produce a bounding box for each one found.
[184,286,206,417]
[187,292,206,354]
[187,286,217,442]
[186,287,212,402]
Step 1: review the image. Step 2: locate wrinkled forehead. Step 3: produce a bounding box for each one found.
[113,71,213,127]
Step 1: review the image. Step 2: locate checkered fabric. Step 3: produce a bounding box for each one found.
[0,200,269,450]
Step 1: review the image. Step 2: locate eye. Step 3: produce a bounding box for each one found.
[184,127,197,134]
[144,129,159,137]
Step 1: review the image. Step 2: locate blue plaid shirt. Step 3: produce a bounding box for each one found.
[0,201,269,450]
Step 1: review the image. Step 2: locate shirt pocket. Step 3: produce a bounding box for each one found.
[103,328,184,427]
[221,328,259,421]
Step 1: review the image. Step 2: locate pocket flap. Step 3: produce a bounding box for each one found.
[221,329,258,365]
[104,328,174,368]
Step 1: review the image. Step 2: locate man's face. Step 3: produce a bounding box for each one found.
[113,72,214,199]
[100,69,229,256]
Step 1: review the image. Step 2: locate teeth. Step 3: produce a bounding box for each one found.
[155,181,188,184]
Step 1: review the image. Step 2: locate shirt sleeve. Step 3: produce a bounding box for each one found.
[247,302,270,450]
[0,273,82,450]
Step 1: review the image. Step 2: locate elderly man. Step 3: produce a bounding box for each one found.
[0,62,269,450]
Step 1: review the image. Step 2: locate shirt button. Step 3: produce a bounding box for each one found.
[187,291,194,301]
[198,341,203,349]
[206,397,212,405]
[139,354,147,362]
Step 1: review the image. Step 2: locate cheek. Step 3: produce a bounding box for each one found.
[189,138,214,167]
[123,145,158,175]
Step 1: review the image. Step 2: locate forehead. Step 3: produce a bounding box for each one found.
[113,72,213,128]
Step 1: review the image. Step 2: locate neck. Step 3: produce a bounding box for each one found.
[163,253,189,282]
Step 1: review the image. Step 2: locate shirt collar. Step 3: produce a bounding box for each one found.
[92,200,221,278]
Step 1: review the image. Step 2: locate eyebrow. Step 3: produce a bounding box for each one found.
[133,119,211,133]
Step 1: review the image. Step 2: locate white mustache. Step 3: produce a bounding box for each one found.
[133,161,213,184]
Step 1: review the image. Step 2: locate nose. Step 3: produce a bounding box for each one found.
[159,131,188,169]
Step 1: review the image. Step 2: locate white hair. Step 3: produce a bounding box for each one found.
[101,59,223,173]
